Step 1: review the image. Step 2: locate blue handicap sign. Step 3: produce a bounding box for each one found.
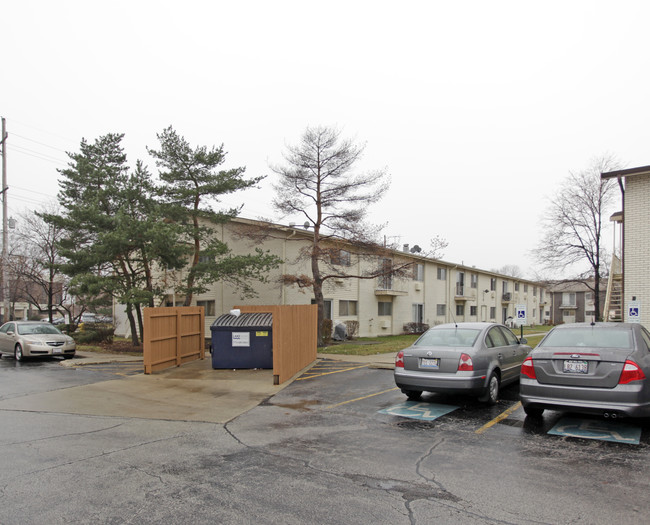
[379,401,457,421]
[629,307,639,318]
[548,417,641,445]
[517,311,526,319]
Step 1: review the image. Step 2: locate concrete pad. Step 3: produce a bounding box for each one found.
[0,358,285,424]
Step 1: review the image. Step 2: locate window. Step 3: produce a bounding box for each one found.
[524,284,528,293]
[198,254,213,264]
[413,263,424,281]
[312,299,333,319]
[471,274,478,289]
[456,272,465,296]
[514,282,520,292]
[486,327,507,348]
[437,267,447,280]
[339,300,358,316]
[502,281,508,293]
[533,286,537,296]
[413,304,424,323]
[585,292,594,302]
[563,309,575,317]
[456,304,465,316]
[490,307,496,319]
[331,249,351,266]
[196,300,216,316]
[436,304,446,316]
[562,292,576,306]
[378,301,393,316]
[490,278,497,291]
[470,305,477,316]
[378,259,393,289]
[500,327,519,346]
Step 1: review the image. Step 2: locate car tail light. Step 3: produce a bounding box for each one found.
[521,357,536,379]
[395,350,404,368]
[618,360,646,385]
[458,353,473,371]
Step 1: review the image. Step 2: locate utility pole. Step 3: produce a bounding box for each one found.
[1,116,8,322]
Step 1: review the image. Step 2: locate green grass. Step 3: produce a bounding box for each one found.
[321,334,420,356]
[321,325,553,355]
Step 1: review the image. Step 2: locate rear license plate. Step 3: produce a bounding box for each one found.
[563,360,588,374]
[420,358,440,369]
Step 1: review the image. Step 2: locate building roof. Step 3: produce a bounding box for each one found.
[548,279,608,293]
[601,165,650,180]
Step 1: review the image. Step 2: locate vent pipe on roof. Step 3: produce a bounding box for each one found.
[403,244,409,253]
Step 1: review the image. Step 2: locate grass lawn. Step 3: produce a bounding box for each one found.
[321,325,554,355]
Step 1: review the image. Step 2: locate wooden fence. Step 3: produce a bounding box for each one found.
[143,307,205,374]
[237,304,318,385]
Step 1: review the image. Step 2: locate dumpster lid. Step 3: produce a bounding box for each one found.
[211,312,273,328]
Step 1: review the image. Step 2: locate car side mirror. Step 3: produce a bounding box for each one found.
[7,331,14,336]
[519,338,528,345]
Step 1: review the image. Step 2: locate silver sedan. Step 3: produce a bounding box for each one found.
[394,322,531,404]
[0,321,76,361]
[520,322,650,419]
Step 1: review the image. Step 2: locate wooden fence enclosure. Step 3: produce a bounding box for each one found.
[236,304,318,385]
[142,304,317,384]
[143,307,205,374]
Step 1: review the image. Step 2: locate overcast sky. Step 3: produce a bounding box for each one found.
[3,1,648,279]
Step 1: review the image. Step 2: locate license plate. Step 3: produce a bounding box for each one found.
[53,348,63,354]
[563,360,588,374]
[420,358,440,369]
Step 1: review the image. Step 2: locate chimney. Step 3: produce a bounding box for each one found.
[403,244,409,253]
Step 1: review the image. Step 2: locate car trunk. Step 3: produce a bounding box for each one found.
[403,347,461,374]
[531,346,633,388]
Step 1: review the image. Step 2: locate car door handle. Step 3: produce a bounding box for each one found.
[498,353,503,360]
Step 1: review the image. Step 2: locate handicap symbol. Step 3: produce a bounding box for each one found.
[549,417,640,444]
[629,307,639,318]
[517,311,526,319]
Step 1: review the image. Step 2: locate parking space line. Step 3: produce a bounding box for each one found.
[326,387,399,408]
[297,364,369,380]
[475,402,522,434]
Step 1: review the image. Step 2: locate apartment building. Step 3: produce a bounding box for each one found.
[114,217,550,339]
[548,280,606,324]
[602,165,650,328]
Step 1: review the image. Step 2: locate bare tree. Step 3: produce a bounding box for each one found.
[533,155,621,320]
[272,125,411,344]
[491,265,524,278]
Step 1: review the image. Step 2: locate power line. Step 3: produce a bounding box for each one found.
[7,144,68,166]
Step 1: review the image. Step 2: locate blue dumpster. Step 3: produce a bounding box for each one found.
[210,313,273,369]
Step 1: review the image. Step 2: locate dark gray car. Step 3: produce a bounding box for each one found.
[520,322,650,418]
[394,322,531,405]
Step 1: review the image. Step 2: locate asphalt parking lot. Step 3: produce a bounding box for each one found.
[1,355,649,524]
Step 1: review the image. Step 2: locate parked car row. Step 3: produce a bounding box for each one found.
[394,322,650,420]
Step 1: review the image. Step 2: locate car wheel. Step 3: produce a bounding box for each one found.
[523,405,544,418]
[401,388,422,400]
[478,372,499,405]
[14,344,24,361]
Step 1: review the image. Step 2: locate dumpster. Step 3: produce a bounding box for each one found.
[210,312,273,369]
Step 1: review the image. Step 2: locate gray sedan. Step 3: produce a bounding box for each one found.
[520,323,650,419]
[394,322,531,404]
[0,321,76,361]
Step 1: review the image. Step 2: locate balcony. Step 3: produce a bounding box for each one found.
[455,284,474,301]
[502,292,512,303]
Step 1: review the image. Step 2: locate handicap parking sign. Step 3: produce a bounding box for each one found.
[515,305,527,323]
[628,302,641,323]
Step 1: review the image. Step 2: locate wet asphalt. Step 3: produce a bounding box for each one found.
[0,354,649,524]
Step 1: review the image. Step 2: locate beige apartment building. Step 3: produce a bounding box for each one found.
[114,217,550,340]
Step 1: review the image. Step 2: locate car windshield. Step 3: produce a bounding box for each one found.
[415,328,480,347]
[16,324,62,336]
[540,328,633,349]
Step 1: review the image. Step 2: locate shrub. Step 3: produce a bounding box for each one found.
[403,322,429,335]
[72,324,114,344]
[345,320,359,339]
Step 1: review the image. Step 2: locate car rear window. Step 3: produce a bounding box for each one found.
[539,328,633,349]
[415,329,480,347]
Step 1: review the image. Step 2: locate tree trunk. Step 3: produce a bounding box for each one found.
[125,304,139,345]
